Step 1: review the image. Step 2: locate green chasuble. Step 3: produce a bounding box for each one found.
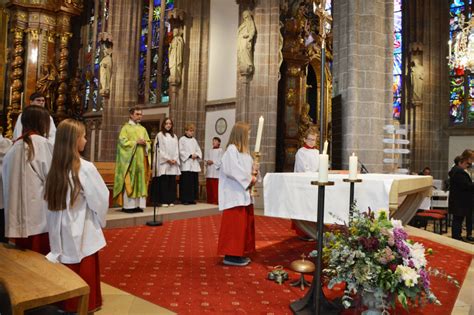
[113,122,151,205]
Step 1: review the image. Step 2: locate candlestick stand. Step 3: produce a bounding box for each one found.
[250,152,261,197]
[342,178,363,222]
[290,180,338,315]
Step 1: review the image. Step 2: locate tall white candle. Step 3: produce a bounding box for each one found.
[322,140,328,155]
[349,152,358,180]
[448,39,452,57]
[254,115,264,153]
[9,86,12,106]
[319,153,329,182]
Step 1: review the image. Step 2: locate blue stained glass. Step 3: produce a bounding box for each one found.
[394,12,402,32]
[153,6,161,21]
[154,0,161,6]
[450,0,465,8]
[469,75,474,86]
[394,33,402,53]
[393,54,402,74]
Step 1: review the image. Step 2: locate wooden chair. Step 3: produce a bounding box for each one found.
[0,244,90,315]
[94,162,116,207]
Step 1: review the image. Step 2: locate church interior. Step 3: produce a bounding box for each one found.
[0,0,473,314]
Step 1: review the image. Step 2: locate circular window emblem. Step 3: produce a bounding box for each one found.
[215,118,227,135]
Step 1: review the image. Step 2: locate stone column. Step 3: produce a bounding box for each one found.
[236,0,280,175]
[99,0,141,161]
[332,0,394,173]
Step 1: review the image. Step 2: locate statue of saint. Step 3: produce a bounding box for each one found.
[410,58,423,104]
[99,43,113,96]
[237,10,256,76]
[36,62,58,111]
[169,28,184,85]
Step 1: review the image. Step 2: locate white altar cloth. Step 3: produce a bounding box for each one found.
[263,173,430,224]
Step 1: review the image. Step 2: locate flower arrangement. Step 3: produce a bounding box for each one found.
[320,207,458,313]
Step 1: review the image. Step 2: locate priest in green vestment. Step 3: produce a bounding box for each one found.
[113,106,151,213]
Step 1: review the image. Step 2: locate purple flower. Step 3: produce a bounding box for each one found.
[396,239,410,258]
[419,269,430,290]
[393,228,408,241]
[408,260,415,268]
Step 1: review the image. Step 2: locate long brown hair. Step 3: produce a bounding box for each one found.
[20,105,51,161]
[44,119,85,210]
[160,117,174,137]
[227,121,250,153]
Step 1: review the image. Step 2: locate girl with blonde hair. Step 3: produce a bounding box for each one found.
[44,119,109,313]
[2,105,52,254]
[217,121,258,266]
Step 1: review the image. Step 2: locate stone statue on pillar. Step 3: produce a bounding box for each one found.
[410,58,423,105]
[99,42,113,97]
[168,28,184,86]
[237,10,256,76]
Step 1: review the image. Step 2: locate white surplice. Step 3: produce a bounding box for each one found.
[2,135,53,238]
[218,144,253,211]
[294,147,320,173]
[13,113,57,145]
[155,131,181,176]
[205,147,224,179]
[179,136,202,172]
[0,136,13,209]
[46,159,109,264]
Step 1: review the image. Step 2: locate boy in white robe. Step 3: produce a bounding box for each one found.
[205,137,223,204]
[292,127,319,240]
[179,123,202,204]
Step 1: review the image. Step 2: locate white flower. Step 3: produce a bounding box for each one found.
[408,242,427,269]
[396,265,419,287]
[374,208,389,220]
[390,219,403,229]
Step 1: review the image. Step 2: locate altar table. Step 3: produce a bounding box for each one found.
[263,173,433,225]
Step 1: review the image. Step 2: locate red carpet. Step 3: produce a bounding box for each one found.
[99,215,472,314]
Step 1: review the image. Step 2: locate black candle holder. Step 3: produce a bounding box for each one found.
[290,180,338,315]
[343,178,363,222]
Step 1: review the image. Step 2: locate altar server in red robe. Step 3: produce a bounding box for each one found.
[2,105,52,254]
[205,136,223,204]
[217,122,258,266]
[44,119,109,313]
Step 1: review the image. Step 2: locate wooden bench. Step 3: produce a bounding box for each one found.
[0,243,89,315]
[94,161,116,189]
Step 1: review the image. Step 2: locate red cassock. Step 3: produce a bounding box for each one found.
[206,178,219,204]
[62,252,102,312]
[217,205,255,257]
[11,232,50,255]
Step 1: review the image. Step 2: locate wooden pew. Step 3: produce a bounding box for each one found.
[93,161,116,189]
[0,244,89,315]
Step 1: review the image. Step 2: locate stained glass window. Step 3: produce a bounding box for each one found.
[449,0,473,125]
[83,0,109,112]
[139,0,174,105]
[392,0,402,120]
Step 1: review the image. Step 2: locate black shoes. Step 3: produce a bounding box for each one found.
[122,207,144,213]
[466,236,474,242]
[223,255,251,266]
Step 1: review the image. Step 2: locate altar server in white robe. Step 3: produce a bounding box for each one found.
[294,127,320,172]
[13,92,56,145]
[217,122,258,267]
[205,136,223,204]
[155,117,180,206]
[179,123,202,205]
[0,135,12,243]
[44,119,109,313]
[292,127,319,239]
[2,105,52,254]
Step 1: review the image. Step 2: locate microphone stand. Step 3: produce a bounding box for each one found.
[147,141,162,227]
[359,160,369,174]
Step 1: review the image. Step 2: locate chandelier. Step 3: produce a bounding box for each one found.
[448,18,474,72]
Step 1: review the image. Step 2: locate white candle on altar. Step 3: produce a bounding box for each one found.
[448,39,452,57]
[254,115,264,153]
[322,140,328,155]
[349,152,358,180]
[319,153,329,182]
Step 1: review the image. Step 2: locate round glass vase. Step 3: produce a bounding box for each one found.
[361,289,384,315]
